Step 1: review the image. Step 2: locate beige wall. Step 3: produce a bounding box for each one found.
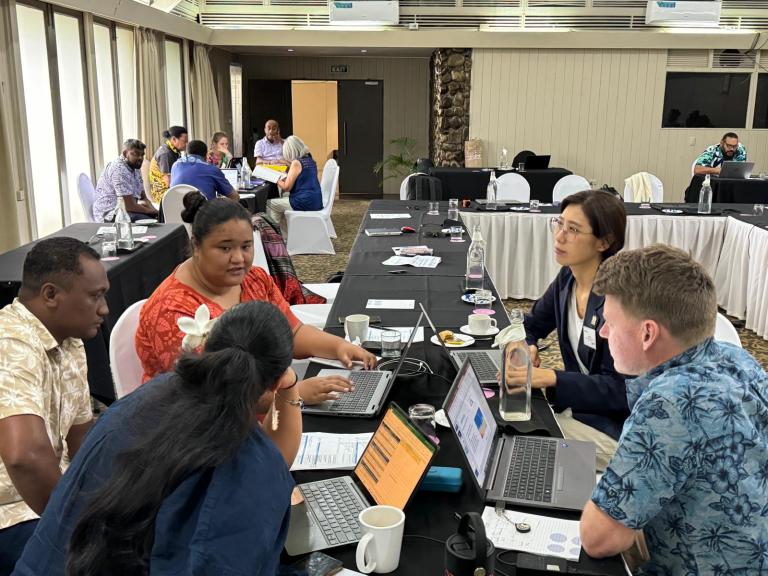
[470,49,768,201]
[291,80,338,179]
[238,55,430,197]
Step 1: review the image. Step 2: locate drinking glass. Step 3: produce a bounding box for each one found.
[408,403,438,444]
[517,162,526,172]
[380,330,402,358]
[529,199,541,212]
[101,229,117,258]
[449,226,463,242]
[754,204,765,216]
[427,201,439,215]
[474,289,494,315]
[448,198,459,221]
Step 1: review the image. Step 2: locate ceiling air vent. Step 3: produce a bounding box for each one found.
[461,0,520,7]
[400,0,455,6]
[593,0,647,7]
[524,15,634,29]
[666,49,709,67]
[527,0,585,7]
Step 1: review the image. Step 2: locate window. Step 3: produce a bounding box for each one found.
[662,73,750,128]
[116,27,137,142]
[164,39,185,127]
[54,13,92,223]
[16,3,62,236]
[93,23,119,166]
[754,74,768,129]
[230,64,243,157]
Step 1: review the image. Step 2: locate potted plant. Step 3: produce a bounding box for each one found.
[373,137,419,186]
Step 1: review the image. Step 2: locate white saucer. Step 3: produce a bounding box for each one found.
[662,208,683,214]
[134,218,158,225]
[459,325,499,337]
[435,409,450,428]
[461,293,497,304]
[430,333,475,348]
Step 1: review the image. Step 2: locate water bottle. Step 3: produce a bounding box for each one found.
[486,171,498,210]
[465,225,485,291]
[497,309,531,422]
[698,174,712,214]
[114,196,134,250]
[235,162,243,189]
[241,159,251,189]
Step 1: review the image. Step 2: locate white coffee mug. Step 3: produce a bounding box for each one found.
[355,505,405,574]
[468,314,497,334]
[345,314,370,344]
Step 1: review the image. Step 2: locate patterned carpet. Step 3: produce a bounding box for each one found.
[294,199,768,370]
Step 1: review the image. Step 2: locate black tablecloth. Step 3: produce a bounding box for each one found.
[732,214,768,229]
[0,223,188,403]
[239,182,271,214]
[463,200,757,217]
[684,174,768,204]
[292,200,624,575]
[429,167,573,202]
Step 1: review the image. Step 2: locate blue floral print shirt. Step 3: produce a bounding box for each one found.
[591,338,768,575]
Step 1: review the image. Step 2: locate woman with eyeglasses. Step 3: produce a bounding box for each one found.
[507,190,628,471]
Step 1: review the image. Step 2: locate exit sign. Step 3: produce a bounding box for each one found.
[330,65,348,73]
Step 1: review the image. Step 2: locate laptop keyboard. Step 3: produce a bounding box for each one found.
[301,478,365,546]
[454,351,499,382]
[328,371,382,412]
[503,437,557,503]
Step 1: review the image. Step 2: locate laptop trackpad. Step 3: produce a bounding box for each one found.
[285,502,328,556]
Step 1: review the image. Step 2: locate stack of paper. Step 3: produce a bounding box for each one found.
[254,165,285,183]
[382,255,441,268]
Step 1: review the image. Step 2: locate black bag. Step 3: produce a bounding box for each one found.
[407,174,443,201]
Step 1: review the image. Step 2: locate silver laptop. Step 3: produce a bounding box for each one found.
[719,161,754,179]
[443,360,595,511]
[285,403,438,556]
[301,312,423,418]
[419,302,502,385]
[221,168,239,189]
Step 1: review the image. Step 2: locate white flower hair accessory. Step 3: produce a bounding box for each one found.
[177,304,217,351]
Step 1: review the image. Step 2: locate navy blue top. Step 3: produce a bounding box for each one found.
[524,267,630,440]
[289,155,322,211]
[170,155,235,200]
[12,375,294,576]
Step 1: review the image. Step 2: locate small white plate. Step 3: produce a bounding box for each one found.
[430,334,475,348]
[135,218,158,225]
[435,409,450,428]
[459,325,500,337]
[662,209,683,214]
[509,206,529,212]
[461,293,497,304]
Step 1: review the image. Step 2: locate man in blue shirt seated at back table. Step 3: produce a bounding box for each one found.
[170,140,240,202]
[579,244,768,575]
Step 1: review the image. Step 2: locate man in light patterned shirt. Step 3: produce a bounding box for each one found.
[0,238,109,573]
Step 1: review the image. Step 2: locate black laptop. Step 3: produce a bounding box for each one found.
[524,155,551,170]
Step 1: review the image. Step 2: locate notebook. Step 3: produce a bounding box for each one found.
[301,312,422,418]
[365,228,403,237]
[443,360,596,511]
[285,403,438,555]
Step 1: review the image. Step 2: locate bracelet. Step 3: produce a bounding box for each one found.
[276,391,304,409]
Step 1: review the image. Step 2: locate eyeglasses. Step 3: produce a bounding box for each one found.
[549,217,592,241]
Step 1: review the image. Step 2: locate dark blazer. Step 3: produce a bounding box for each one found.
[524,267,630,440]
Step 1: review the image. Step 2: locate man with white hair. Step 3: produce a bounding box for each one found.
[266,135,323,225]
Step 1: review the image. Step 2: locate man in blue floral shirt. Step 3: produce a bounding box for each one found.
[693,132,747,177]
[580,244,768,575]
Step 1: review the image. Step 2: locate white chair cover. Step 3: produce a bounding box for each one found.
[284,160,339,255]
[290,303,334,328]
[320,159,338,238]
[714,312,742,347]
[623,173,664,203]
[161,184,199,235]
[495,173,531,203]
[109,299,147,399]
[552,175,590,203]
[78,173,97,222]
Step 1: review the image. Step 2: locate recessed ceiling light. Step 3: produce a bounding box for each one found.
[287,48,295,52]
[360,49,368,53]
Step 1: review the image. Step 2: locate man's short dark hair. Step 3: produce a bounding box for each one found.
[21,237,101,294]
[187,140,208,157]
[122,139,146,153]
[722,132,739,141]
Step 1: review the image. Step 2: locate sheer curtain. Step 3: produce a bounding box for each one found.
[136,28,167,157]
[190,43,220,143]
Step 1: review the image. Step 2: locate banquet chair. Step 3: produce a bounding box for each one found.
[496,173,531,202]
[623,173,664,203]
[77,173,97,222]
[283,160,338,255]
[691,159,699,177]
[552,174,590,203]
[109,299,147,399]
[290,304,334,328]
[399,173,428,200]
[714,313,742,347]
[161,184,199,235]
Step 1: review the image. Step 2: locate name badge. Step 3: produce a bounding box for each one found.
[583,327,597,350]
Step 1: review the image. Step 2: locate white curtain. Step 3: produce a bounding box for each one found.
[190,43,220,143]
[136,28,167,158]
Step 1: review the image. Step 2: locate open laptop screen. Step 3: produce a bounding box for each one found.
[444,362,497,490]
[354,404,437,509]
[222,168,239,190]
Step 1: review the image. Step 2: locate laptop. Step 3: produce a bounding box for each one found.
[443,360,595,511]
[419,302,502,386]
[301,312,423,417]
[221,168,239,189]
[719,161,754,179]
[523,155,551,170]
[285,402,438,555]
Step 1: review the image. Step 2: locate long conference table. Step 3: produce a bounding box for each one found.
[294,200,626,575]
[429,167,573,202]
[460,202,768,342]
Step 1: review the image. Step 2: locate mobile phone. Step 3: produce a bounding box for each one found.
[290,552,344,576]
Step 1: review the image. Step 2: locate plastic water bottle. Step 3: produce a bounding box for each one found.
[497,309,531,422]
[698,174,712,214]
[486,171,498,210]
[235,162,243,189]
[114,196,134,250]
[240,159,251,189]
[465,225,485,291]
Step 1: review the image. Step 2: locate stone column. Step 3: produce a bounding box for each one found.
[430,49,471,167]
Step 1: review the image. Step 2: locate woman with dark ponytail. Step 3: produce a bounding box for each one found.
[12,301,302,576]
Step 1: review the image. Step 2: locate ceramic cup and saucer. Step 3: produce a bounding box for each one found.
[459,314,499,337]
